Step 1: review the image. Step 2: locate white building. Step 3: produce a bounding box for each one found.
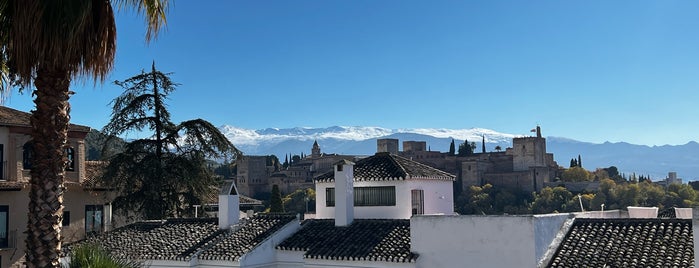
[314,152,455,220]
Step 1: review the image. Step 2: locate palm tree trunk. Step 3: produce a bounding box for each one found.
[25,66,71,268]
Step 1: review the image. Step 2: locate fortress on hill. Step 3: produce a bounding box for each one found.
[386,126,560,193]
[235,126,560,198]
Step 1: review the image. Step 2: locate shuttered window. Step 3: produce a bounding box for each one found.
[326,186,396,207]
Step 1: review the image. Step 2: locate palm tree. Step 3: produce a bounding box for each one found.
[0,1,168,267]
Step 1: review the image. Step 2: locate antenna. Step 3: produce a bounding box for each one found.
[578,194,584,212]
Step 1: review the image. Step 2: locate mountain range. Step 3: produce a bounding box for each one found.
[219,125,699,181]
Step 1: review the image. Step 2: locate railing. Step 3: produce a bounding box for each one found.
[0,229,17,249]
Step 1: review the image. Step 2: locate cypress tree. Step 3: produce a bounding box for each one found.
[448,139,456,156]
[578,155,582,168]
[270,185,284,213]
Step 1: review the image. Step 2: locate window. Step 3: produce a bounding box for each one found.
[326,186,396,207]
[0,206,7,248]
[411,189,424,215]
[62,211,70,227]
[23,142,33,170]
[65,147,75,171]
[85,205,103,234]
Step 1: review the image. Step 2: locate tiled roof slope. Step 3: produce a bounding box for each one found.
[199,214,295,261]
[0,106,90,132]
[277,219,417,263]
[658,207,677,218]
[80,218,221,261]
[315,152,454,182]
[71,214,295,262]
[548,218,693,268]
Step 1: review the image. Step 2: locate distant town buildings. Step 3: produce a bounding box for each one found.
[237,126,561,198]
[235,141,356,198]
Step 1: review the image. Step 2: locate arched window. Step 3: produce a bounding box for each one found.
[23,142,33,170]
[66,147,75,171]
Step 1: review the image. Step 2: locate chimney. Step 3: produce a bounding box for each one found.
[219,180,240,229]
[334,160,355,226]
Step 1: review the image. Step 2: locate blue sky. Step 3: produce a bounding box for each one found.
[4,1,698,146]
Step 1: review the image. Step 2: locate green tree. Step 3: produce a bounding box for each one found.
[0,2,167,267]
[569,158,578,168]
[281,188,315,215]
[64,243,139,268]
[577,154,582,168]
[448,139,456,156]
[457,140,476,156]
[531,187,573,214]
[270,185,285,213]
[561,167,592,182]
[102,64,240,220]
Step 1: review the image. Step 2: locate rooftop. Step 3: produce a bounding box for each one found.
[314,152,454,182]
[69,214,296,262]
[548,218,693,267]
[277,219,417,263]
[0,106,91,132]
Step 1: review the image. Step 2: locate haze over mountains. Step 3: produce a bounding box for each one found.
[219,125,699,181]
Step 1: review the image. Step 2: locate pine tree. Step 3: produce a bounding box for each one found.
[102,63,240,219]
[270,185,284,213]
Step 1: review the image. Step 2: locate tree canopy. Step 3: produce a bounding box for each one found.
[457,140,476,156]
[102,63,240,220]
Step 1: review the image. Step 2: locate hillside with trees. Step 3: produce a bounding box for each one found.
[455,165,698,215]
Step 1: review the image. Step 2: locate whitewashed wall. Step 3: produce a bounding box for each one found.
[240,218,301,267]
[303,259,415,268]
[411,214,569,268]
[315,179,453,220]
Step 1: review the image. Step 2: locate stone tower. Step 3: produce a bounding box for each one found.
[377,138,399,154]
[312,140,321,159]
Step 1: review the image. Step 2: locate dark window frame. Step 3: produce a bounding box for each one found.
[85,205,104,235]
[62,211,70,227]
[326,186,396,207]
[0,205,8,248]
[411,189,424,215]
[23,142,33,170]
[65,147,75,171]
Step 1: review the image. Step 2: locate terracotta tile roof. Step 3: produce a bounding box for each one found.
[314,152,454,182]
[0,106,90,132]
[277,219,417,263]
[69,214,295,262]
[198,214,296,261]
[82,161,111,190]
[548,218,693,268]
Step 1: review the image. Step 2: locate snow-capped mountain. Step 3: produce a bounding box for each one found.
[219,125,699,181]
[220,125,517,146]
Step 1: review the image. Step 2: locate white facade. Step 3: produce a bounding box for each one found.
[315,179,453,220]
[410,214,570,268]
